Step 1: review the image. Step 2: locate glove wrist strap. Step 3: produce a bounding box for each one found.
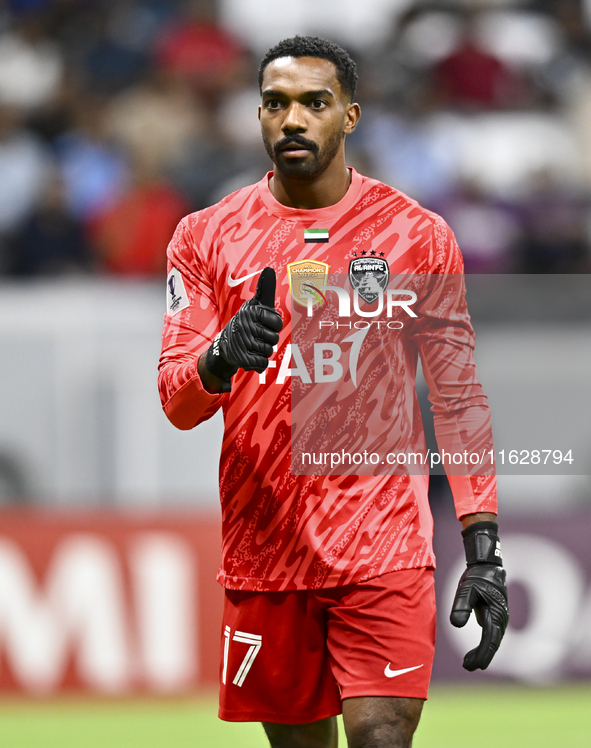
[204,334,238,392]
[461,521,503,566]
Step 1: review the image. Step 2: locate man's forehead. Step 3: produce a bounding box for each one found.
[261,56,342,96]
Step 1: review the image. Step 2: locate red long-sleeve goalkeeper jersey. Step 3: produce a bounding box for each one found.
[158,168,497,591]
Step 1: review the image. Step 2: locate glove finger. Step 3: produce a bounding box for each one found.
[242,354,273,373]
[252,340,275,358]
[256,325,280,347]
[462,646,482,672]
[474,628,503,671]
[254,267,276,308]
[462,608,496,671]
[450,587,473,628]
[258,307,283,333]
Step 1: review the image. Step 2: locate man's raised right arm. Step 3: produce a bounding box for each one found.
[158,219,226,430]
[158,221,282,428]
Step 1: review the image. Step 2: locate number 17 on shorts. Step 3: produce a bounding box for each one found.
[222,626,263,687]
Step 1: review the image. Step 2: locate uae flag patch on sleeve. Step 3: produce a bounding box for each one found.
[304,228,329,243]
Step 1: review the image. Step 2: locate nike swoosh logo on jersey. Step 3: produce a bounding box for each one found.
[227,270,262,286]
[384,663,423,678]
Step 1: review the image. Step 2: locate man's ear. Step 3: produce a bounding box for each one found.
[344,103,361,135]
[258,105,262,121]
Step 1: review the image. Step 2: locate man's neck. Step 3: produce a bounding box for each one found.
[269,161,351,210]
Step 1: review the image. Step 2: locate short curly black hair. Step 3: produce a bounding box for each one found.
[258,36,358,102]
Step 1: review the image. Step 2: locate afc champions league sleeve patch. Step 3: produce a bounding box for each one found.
[166,267,190,316]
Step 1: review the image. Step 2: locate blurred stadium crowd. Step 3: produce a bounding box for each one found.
[2,0,591,278]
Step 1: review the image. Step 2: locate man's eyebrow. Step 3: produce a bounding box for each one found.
[261,88,336,99]
[304,89,335,99]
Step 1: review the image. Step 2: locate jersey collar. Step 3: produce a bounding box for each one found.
[257,167,364,219]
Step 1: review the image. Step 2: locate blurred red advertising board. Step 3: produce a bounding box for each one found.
[0,511,223,694]
[2,508,591,694]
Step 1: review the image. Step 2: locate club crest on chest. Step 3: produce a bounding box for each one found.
[349,257,389,304]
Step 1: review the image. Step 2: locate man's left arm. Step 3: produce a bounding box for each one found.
[415,216,509,670]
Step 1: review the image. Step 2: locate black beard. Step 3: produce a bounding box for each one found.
[263,131,344,180]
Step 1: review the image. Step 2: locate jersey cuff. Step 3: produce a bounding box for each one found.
[162,369,224,430]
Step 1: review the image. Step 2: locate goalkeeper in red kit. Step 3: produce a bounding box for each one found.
[159,36,508,748]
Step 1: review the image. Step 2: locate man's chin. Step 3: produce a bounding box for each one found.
[274,156,323,180]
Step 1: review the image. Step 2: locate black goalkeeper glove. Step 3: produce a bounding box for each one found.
[450,521,509,671]
[204,267,283,392]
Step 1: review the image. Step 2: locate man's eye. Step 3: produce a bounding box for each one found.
[312,100,326,109]
[266,100,281,109]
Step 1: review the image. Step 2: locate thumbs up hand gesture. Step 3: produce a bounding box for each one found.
[204,268,283,392]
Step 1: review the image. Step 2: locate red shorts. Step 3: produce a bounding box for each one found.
[218,567,436,724]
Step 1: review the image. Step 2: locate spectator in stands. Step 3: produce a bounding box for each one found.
[207,81,273,202]
[539,0,591,188]
[551,0,591,59]
[153,0,250,107]
[164,124,262,210]
[0,11,63,113]
[9,170,91,276]
[76,4,149,95]
[354,83,460,204]
[432,179,523,273]
[434,11,531,110]
[87,154,189,277]
[107,69,208,178]
[362,5,460,111]
[517,169,591,273]
[54,95,130,220]
[0,104,52,271]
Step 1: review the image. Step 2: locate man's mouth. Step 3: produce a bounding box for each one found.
[280,144,311,156]
[283,150,310,158]
[276,139,316,158]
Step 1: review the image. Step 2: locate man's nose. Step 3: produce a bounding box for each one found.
[282,102,307,133]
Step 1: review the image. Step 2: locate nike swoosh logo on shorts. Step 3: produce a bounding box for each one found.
[384,663,424,678]
[227,270,262,287]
